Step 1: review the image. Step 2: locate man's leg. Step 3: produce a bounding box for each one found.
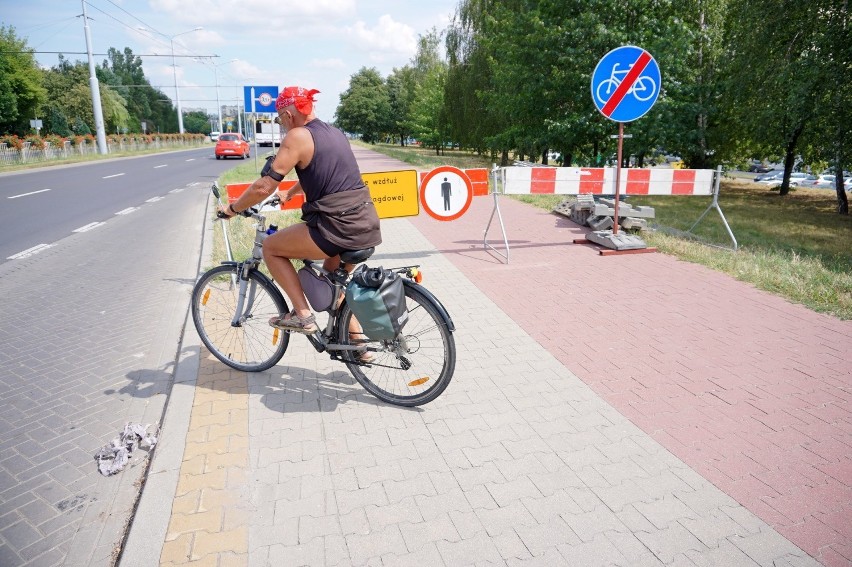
[262,223,328,318]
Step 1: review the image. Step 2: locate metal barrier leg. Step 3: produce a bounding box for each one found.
[483,191,510,263]
[688,165,738,251]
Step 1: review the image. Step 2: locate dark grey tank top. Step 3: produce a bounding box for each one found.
[295,119,366,202]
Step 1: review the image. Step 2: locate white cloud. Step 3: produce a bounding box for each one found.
[310,58,346,70]
[348,14,417,57]
[148,0,357,27]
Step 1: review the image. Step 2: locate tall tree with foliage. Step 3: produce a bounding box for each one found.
[335,67,391,143]
[445,0,505,160]
[406,30,449,153]
[42,57,95,133]
[0,25,47,135]
[797,0,850,214]
[183,110,213,134]
[722,0,822,196]
[386,66,416,146]
[102,47,176,133]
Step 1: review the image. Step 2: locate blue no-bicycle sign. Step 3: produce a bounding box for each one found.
[591,46,661,123]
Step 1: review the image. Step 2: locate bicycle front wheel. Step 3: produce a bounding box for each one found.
[338,283,455,406]
[191,264,290,372]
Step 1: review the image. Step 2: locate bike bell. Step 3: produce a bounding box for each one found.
[266,224,278,235]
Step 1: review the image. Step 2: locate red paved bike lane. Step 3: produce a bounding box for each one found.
[408,194,852,566]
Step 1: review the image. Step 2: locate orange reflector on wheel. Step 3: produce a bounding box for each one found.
[408,377,430,387]
[272,328,279,346]
[412,268,423,283]
[201,289,211,305]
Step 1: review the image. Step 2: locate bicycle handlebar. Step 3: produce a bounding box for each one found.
[214,190,282,219]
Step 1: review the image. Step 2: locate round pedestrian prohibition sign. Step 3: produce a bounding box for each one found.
[591,45,661,123]
[419,166,473,221]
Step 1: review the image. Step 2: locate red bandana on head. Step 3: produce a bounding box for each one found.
[276,86,320,114]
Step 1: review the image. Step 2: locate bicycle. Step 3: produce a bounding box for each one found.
[190,184,456,406]
[595,62,657,104]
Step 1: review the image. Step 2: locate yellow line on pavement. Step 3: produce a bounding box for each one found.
[160,348,249,566]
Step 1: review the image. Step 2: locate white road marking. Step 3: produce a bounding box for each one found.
[8,243,53,260]
[103,173,125,179]
[115,207,138,215]
[186,158,195,162]
[73,222,106,233]
[154,164,167,169]
[146,196,164,203]
[169,188,184,193]
[8,188,51,199]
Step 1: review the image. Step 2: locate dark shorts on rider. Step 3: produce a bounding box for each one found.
[308,225,348,257]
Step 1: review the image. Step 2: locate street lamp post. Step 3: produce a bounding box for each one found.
[168,27,203,134]
[137,26,203,133]
[212,59,237,134]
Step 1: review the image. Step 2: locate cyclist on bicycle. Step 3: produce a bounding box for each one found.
[219,86,382,333]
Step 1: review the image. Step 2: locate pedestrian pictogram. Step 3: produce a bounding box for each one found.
[591,46,661,123]
[419,166,473,221]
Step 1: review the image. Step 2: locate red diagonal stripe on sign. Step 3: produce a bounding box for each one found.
[601,50,652,117]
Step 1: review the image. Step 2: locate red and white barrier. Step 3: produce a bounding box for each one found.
[501,166,715,196]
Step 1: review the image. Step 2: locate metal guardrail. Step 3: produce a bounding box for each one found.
[0,139,205,166]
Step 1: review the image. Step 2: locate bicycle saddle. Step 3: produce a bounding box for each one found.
[340,247,375,265]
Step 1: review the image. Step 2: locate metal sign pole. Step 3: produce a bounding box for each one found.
[251,87,258,172]
[614,122,623,235]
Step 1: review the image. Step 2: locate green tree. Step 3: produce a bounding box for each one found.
[335,67,391,143]
[406,30,449,153]
[72,116,91,135]
[386,66,416,145]
[797,0,850,214]
[44,103,72,137]
[408,65,447,153]
[445,0,503,159]
[0,25,47,135]
[102,47,178,133]
[722,0,822,196]
[183,110,213,134]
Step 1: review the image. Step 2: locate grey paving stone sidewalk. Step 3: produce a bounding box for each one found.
[241,217,818,566]
[0,183,209,567]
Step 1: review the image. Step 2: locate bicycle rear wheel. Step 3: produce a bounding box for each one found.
[338,283,455,406]
[191,264,290,372]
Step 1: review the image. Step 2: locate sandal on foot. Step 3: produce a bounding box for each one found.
[349,332,375,363]
[269,310,318,333]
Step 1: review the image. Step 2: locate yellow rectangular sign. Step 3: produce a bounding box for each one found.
[362,170,420,219]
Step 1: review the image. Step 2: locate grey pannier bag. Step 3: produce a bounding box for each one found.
[298,266,334,312]
[344,265,408,340]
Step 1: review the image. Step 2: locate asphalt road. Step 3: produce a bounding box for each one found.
[0,148,238,566]
[0,147,237,262]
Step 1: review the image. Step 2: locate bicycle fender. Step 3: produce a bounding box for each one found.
[403,280,455,332]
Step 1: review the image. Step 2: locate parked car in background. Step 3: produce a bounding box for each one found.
[787,172,812,186]
[214,133,250,160]
[754,170,783,182]
[747,161,773,173]
[800,174,836,189]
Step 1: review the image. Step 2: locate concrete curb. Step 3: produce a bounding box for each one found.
[118,194,214,566]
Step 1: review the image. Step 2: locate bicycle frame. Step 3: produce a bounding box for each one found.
[216,188,453,365]
[222,197,274,327]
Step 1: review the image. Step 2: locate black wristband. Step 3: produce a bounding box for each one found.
[229,203,238,215]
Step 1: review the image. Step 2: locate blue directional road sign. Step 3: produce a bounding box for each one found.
[243,86,279,113]
[591,46,661,123]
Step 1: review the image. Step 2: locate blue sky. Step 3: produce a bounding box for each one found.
[1,0,459,123]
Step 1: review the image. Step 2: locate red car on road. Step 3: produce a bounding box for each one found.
[215,133,250,160]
